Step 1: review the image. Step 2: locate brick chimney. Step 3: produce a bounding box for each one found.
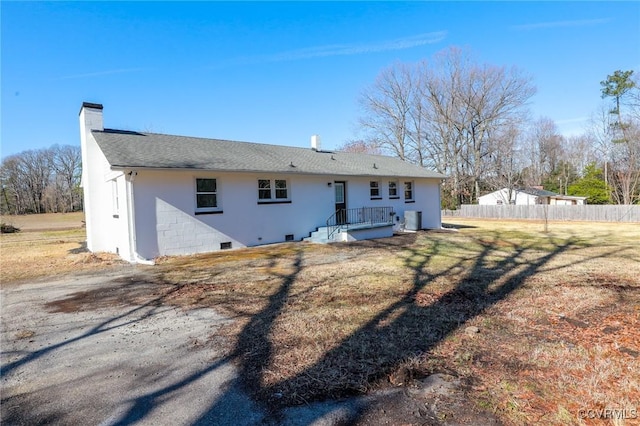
[79,102,104,133]
[78,102,104,252]
[311,134,321,151]
[79,102,104,186]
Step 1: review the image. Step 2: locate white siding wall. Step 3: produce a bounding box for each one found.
[479,189,538,206]
[343,177,441,230]
[550,197,585,206]
[514,192,539,205]
[130,171,443,259]
[112,175,134,260]
[417,178,442,229]
[79,107,120,254]
[132,171,338,259]
[478,190,506,205]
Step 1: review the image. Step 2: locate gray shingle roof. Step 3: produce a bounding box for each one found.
[520,188,558,197]
[92,129,445,179]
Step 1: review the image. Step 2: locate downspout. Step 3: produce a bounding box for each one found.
[125,171,154,265]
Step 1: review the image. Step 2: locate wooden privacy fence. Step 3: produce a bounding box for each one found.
[443,205,640,223]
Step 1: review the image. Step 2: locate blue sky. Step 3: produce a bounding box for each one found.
[2,1,639,159]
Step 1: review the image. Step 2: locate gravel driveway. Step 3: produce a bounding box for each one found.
[1,269,266,425]
[1,267,501,426]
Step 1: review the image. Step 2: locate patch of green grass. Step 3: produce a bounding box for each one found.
[500,380,518,393]
[555,405,573,424]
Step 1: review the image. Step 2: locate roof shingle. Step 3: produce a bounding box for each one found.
[92,129,445,179]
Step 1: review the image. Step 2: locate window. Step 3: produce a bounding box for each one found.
[196,178,218,210]
[112,180,119,218]
[388,181,399,198]
[275,180,288,199]
[335,183,344,204]
[370,181,381,199]
[404,181,414,201]
[258,179,271,200]
[258,179,290,203]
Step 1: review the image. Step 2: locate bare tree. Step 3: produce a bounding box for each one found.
[589,103,640,205]
[588,104,616,189]
[564,134,598,179]
[358,62,416,161]
[357,47,536,206]
[51,145,82,212]
[1,156,27,214]
[598,70,640,204]
[1,145,83,215]
[483,124,525,201]
[608,122,640,204]
[455,59,535,202]
[18,149,53,213]
[521,117,563,187]
[336,140,382,155]
[418,55,468,207]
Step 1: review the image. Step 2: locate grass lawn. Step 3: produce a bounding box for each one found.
[157,219,640,425]
[2,214,638,424]
[0,212,121,283]
[1,211,85,231]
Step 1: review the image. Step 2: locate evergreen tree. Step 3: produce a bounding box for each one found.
[568,163,610,204]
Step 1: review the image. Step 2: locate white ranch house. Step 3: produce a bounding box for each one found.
[79,103,445,263]
[479,187,587,206]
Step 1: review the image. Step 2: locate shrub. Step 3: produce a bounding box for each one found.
[0,223,20,233]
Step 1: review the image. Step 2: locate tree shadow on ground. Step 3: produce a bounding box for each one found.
[205,229,623,424]
[68,240,88,254]
[8,230,627,425]
[260,234,568,407]
[441,222,478,229]
[104,249,305,426]
[113,230,626,425]
[1,276,183,376]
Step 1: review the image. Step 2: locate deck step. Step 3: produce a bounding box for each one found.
[304,226,339,244]
[304,222,393,244]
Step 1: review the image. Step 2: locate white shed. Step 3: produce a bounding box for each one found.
[478,188,586,206]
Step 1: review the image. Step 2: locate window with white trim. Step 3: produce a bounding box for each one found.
[404,181,414,201]
[258,179,272,200]
[112,180,119,217]
[388,181,399,198]
[370,181,381,199]
[196,178,218,210]
[258,179,290,203]
[275,179,288,199]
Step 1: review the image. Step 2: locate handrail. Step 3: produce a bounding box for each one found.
[326,206,394,240]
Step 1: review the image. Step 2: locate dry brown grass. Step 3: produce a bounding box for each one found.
[0,222,122,284]
[2,214,638,423]
[158,219,640,425]
[1,211,85,231]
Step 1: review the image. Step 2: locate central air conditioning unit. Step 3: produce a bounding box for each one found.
[404,211,422,231]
